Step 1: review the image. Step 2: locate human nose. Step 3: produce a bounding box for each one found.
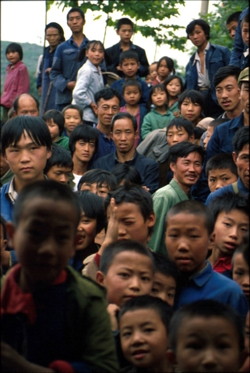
[187,104,194,111]
[214,180,224,190]
[131,330,144,345]
[38,236,57,258]
[201,349,218,370]
[176,239,190,253]
[58,174,68,184]
[228,225,238,238]
[118,224,127,238]
[129,276,141,291]
[20,149,31,163]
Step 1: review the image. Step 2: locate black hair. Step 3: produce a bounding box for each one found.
[62,104,83,119]
[44,144,73,174]
[226,11,241,25]
[76,190,106,234]
[99,239,155,274]
[241,12,249,26]
[151,251,180,286]
[111,112,137,132]
[45,22,65,42]
[111,164,142,186]
[168,141,205,164]
[232,126,250,154]
[164,74,184,94]
[208,118,229,128]
[166,118,195,137]
[149,83,169,109]
[122,79,142,95]
[77,169,117,192]
[157,56,175,75]
[186,19,210,40]
[116,17,134,30]
[67,7,85,21]
[5,42,23,60]
[1,116,52,155]
[79,40,104,62]
[205,152,238,177]
[119,50,139,65]
[178,89,205,111]
[232,234,249,265]
[193,126,206,140]
[94,87,122,105]
[118,294,173,333]
[69,124,99,155]
[166,199,214,235]
[12,93,39,113]
[214,65,242,87]
[43,109,65,136]
[168,299,245,352]
[13,179,81,227]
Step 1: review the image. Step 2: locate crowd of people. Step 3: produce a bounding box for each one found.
[0,5,249,373]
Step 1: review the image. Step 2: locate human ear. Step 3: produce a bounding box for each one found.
[96,270,105,286]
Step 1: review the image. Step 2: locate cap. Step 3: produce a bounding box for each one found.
[238,67,249,84]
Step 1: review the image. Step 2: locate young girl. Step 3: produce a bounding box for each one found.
[72,40,105,126]
[120,80,148,146]
[164,75,184,117]
[151,56,175,85]
[141,84,174,140]
[178,89,205,126]
[0,43,30,120]
[62,104,83,137]
[43,109,69,150]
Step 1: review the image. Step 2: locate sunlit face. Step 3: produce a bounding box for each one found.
[203,126,214,150]
[46,165,72,185]
[232,252,250,298]
[149,63,157,80]
[46,119,60,141]
[117,24,133,44]
[95,97,120,127]
[240,82,249,114]
[6,50,20,65]
[241,21,249,46]
[151,272,176,306]
[67,11,85,34]
[151,89,168,107]
[63,109,82,135]
[232,143,249,189]
[76,212,97,251]
[112,118,137,155]
[226,21,238,39]
[188,24,208,49]
[45,27,62,49]
[157,59,171,80]
[166,126,192,146]
[123,85,141,106]
[173,316,242,372]
[166,78,182,98]
[73,139,96,164]
[16,95,39,117]
[215,76,241,112]
[207,168,237,192]
[97,251,154,306]
[86,43,104,67]
[120,58,139,78]
[166,212,209,274]
[120,308,169,370]
[80,182,110,198]
[180,98,202,124]
[212,210,249,257]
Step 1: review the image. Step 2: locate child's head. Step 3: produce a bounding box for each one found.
[203,118,228,150]
[178,89,205,124]
[147,61,158,82]
[111,163,142,187]
[44,144,73,185]
[5,42,23,64]
[151,252,179,307]
[106,184,156,244]
[84,40,104,66]
[96,239,155,306]
[62,104,83,136]
[116,17,134,43]
[205,153,238,192]
[241,13,249,47]
[69,124,99,164]
[119,50,140,79]
[149,83,168,109]
[122,80,142,106]
[78,168,117,197]
[8,179,81,290]
[1,116,52,189]
[168,299,245,372]
[164,74,184,99]
[166,118,195,146]
[43,109,65,141]
[118,295,173,371]
[75,190,106,251]
[232,237,250,299]
[209,192,249,258]
[165,200,214,275]
[156,56,175,81]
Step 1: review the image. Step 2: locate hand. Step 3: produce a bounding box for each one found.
[98,198,118,255]
[67,81,76,91]
[45,67,52,74]
[107,304,120,331]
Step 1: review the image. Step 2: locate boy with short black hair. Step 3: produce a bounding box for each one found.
[44,143,73,186]
[1,179,118,372]
[43,109,69,149]
[78,168,117,197]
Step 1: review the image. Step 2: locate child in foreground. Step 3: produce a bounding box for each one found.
[1,179,118,372]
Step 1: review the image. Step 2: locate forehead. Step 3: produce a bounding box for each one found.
[46,27,60,34]
[64,108,81,116]
[8,130,38,147]
[113,118,134,129]
[115,201,143,216]
[217,75,239,87]
[227,21,238,30]
[98,96,120,106]
[179,316,237,336]
[18,96,37,108]
[167,126,188,133]
[167,211,207,228]
[237,143,249,155]
[68,11,83,19]
[121,58,138,64]
[208,168,235,176]
[110,250,153,269]
[192,24,205,33]
[120,308,162,326]
[176,152,202,162]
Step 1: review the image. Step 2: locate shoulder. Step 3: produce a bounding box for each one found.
[205,185,233,205]
[135,152,158,166]
[210,44,231,53]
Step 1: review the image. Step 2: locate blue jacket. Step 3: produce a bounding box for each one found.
[92,151,159,194]
[0,181,13,222]
[205,178,249,205]
[185,43,231,103]
[230,7,249,68]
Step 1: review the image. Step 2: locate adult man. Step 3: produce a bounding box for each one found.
[50,7,89,111]
[185,19,231,117]
[148,142,204,256]
[12,93,39,117]
[214,65,242,120]
[92,88,121,161]
[92,112,159,194]
[226,11,241,40]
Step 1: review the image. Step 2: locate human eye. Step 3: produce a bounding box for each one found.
[141,275,151,282]
[168,291,175,298]
[151,286,160,295]
[143,327,155,334]
[234,269,244,277]
[221,176,230,182]
[194,102,201,107]
[121,330,132,338]
[186,342,201,350]
[209,177,215,183]
[30,145,40,150]
[119,272,130,279]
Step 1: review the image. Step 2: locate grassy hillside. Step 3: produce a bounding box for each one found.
[1,41,43,99]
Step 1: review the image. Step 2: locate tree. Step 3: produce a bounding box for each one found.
[46,0,187,51]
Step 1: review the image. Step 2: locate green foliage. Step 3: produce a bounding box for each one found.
[46,0,186,51]
[201,0,248,49]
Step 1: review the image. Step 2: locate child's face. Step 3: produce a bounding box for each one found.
[203,125,214,150]
[170,152,203,190]
[166,212,210,274]
[149,63,157,80]
[212,209,249,257]
[166,126,192,146]
[73,139,96,164]
[123,85,141,106]
[6,50,20,64]
[117,24,133,44]
[8,197,78,291]
[76,212,97,251]
[151,272,176,306]
[173,316,242,372]
[208,168,238,192]
[86,43,104,67]
[151,88,167,107]
[64,109,82,135]
[46,165,72,185]
[180,98,202,123]
[98,251,154,306]
[80,181,110,198]
[4,131,51,187]
[157,60,171,80]
[46,119,60,141]
[166,78,182,97]
[241,21,249,46]
[120,308,169,370]
[232,252,250,298]
[120,58,139,78]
